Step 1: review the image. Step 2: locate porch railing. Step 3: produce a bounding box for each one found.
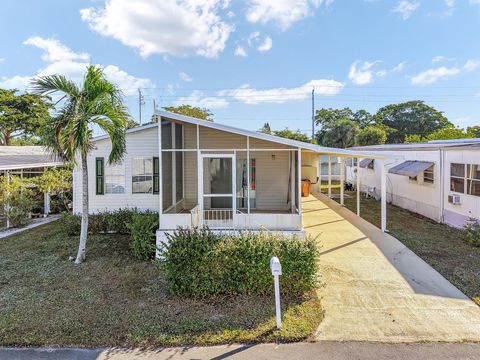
[203,209,234,229]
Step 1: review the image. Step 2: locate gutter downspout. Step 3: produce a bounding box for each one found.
[439,148,445,223]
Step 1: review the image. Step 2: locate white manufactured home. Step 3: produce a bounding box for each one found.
[73,111,388,246]
[346,139,480,228]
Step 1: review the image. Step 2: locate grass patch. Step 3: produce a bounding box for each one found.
[340,193,480,305]
[0,222,322,347]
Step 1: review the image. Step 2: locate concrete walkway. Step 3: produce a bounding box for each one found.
[302,193,480,342]
[0,215,60,239]
[2,342,480,360]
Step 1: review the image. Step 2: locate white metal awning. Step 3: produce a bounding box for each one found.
[388,160,434,177]
[359,158,374,168]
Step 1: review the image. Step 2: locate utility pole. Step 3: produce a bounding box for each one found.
[311,86,315,142]
[138,89,145,125]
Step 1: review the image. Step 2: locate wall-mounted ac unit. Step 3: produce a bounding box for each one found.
[448,194,461,205]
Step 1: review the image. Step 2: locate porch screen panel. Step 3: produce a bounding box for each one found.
[236,152,256,210]
[162,152,173,210]
[203,157,233,209]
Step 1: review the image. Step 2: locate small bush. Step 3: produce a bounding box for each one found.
[464,217,480,247]
[6,193,34,228]
[61,212,81,236]
[158,228,319,298]
[128,212,159,260]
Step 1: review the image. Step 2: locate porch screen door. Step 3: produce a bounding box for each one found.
[200,154,236,228]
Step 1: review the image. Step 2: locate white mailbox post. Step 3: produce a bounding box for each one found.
[270,256,282,329]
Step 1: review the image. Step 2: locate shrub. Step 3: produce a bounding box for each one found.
[158,228,319,298]
[5,192,35,228]
[128,211,159,260]
[464,217,480,247]
[61,212,81,236]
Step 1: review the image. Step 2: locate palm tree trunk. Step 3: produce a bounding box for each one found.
[75,152,89,264]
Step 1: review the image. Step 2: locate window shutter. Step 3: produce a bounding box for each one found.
[95,157,105,195]
[153,157,159,194]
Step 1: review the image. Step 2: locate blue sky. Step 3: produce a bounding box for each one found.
[1,0,479,134]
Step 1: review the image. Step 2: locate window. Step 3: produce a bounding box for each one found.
[467,164,480,196]
[132,158,153,194]
[450,163,480,197]
[450,163,465,193]
[423,166,434,184]
[105,163,125,194]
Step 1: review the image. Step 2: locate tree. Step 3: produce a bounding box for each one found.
[467,126,480,138]
[316,119,359,148]
[355,126,387,146]
[32,168,72,212]
[315,107,373,128]
[374,101,451,143]
[259,122,271,134]
[272,128,310,142]
[33,65,130,264]
[405,126,471,143]
[0,89,52,145]
[163,105,213,121]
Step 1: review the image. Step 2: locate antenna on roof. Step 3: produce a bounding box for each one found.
[138,89,145,125]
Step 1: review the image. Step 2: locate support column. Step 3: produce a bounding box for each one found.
[356,158,360,217]
[290,151,295,213]
[44,193,50,216]
[6,170,10,228]
[298,148,302,216]
[380,159,387,232]
[328,156,332,198]
[196,124,202,220]
[317,155,322,194]
[247,136,250,214]
[340,157,345,206]
[158,121,163,222]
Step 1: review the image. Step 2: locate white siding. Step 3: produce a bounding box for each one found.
[73,127,159,214]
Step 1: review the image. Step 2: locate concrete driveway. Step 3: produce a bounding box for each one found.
[303,194,480,342]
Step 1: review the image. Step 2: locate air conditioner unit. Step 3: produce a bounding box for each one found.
[448,194,462,205]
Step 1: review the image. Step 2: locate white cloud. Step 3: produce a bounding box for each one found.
[443,0,455,15]
[177,90,228,109]
[464,59,479,72]
[234,45,247,57]
[246,0,334,30]
[376,70,387,77]
[257,36,272,52]
[391,62,406,73]
[179,72,193,82]
[470,0,480,5]
[348,60,382,85]
[432,55,455,63]
[392,1,419,20]
[0,36,153,96]
[411,59,479,85]
[411,66,460,85]
[80,0,233,58]
[0,58,5,64]
[220,79,343,105]
[23,36,90,62]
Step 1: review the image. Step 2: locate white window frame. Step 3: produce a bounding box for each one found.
[104,162,125,195]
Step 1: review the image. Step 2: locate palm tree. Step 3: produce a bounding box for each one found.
[32,65,130,264]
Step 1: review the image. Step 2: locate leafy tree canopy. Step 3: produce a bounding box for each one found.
[163,105,213,121]
[315,107,374,128]
[467,125,480,138]
[316,119,359,148]
[272,128,311,143]
[355,126,387,146]
[374,100,452,143]
[405,126,473,143]
[0,89,53,145]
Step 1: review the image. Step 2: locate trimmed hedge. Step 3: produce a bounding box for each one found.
[60,209,158,259]
[158,228,319,298]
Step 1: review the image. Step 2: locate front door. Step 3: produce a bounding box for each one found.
[200,154,236,228]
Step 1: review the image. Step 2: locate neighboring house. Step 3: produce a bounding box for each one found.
[72,110,387,247]
[0,146,64,220]
[346,139,480,227]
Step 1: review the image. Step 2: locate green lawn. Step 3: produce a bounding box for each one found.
[340,193,480,305]
[0,222,322,347]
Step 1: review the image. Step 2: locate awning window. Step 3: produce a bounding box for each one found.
[388,161,434,178]
[359,158,374,169]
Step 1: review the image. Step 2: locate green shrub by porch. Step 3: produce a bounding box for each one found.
[158,228,319,297]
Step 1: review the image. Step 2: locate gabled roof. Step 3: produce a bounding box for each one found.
[93,110,389,159]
